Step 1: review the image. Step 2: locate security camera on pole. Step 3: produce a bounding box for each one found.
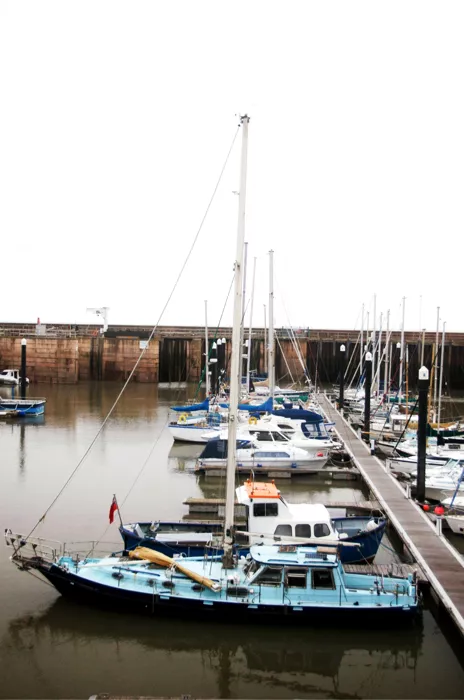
[416,366,430,504]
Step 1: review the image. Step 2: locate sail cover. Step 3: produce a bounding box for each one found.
[272,408,324,424]
[171,398,210,413]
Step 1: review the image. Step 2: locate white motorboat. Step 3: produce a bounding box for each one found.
[0,369,29,386]
[196,435,329,470]
[202,411,339,452]
[445,514,464,535]
[414,462,464,501]
[387,454,453,474]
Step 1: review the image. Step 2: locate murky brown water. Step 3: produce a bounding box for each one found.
[1,382,463,698]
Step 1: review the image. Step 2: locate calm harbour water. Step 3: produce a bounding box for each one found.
[1,382,463,699]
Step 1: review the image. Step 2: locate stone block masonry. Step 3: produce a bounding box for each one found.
[1,323,463,387]
[0,337,159,384]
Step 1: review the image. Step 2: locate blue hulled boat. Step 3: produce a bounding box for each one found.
[0,397,46,416]
[5,535,418,624]
[120,480,386,564]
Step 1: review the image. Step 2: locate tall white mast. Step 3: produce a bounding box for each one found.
[437,321,446,431]
[268,249,275,398]
[360,303,364,383]
[398,297,406,399]
[223,115,249,565]
[384,309,390,399]
[263,304,267,375]
[377,311,383,395]
[246,256,257,393]
[239,241,249,383]
[433,306,440,423]
[204,300,210,396]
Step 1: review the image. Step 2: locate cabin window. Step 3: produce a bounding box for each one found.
[273,432,289,442]
[274,524,292,536]
[295,524,312,538]
[311,568,335,589]
[254,431,272,441]
[253,503,278,517]
[314,523,330,537]
[255,566,282,586]
[285,567,307,588]
[278,424,294,433]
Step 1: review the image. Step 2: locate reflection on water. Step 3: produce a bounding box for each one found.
[0,597,436,700]
[0,383,464,698]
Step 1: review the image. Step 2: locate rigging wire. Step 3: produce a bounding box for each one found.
[25,122,241,542]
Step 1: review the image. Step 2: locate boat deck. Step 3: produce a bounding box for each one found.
[321,394,464,636]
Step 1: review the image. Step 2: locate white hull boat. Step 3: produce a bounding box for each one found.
[0,369,29,386]
[169,423,221,443]
[197,436,329,471]
[445,514,464,535]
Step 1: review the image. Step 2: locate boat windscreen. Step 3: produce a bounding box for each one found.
[199,439,253,459]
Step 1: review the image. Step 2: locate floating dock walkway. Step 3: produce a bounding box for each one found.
[321,394,464,636]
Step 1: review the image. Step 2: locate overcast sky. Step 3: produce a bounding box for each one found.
[1,1,462,334]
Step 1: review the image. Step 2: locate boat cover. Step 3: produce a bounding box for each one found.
[272,408,323,424]
[199,438,253,459]
[171,398,209,413]
[218,397,274,413]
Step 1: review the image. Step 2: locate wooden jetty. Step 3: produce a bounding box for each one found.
[321,394,464,636]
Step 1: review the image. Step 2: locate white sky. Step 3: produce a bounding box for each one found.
[0,1,462,334]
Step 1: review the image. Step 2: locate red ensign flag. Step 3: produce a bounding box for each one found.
[109,496,118,524]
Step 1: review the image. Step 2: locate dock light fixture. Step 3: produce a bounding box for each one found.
[339,345,346,411]
[417,365,430,503]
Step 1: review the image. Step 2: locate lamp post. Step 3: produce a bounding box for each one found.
[210,342,218,396]
[363,352,372,443]
[339,344,346,412]
[396,342,401,394]
[216,339,222,394]
[20,338,27,399]
[416,366,430,503]
[220,338,227,392]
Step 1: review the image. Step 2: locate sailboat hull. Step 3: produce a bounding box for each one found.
[36,562,416,625]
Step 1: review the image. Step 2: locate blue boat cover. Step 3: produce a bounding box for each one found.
[272,408,323,424]
[171,398,209,413]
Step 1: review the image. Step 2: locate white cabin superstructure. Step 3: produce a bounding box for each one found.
[235,480,378,545]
